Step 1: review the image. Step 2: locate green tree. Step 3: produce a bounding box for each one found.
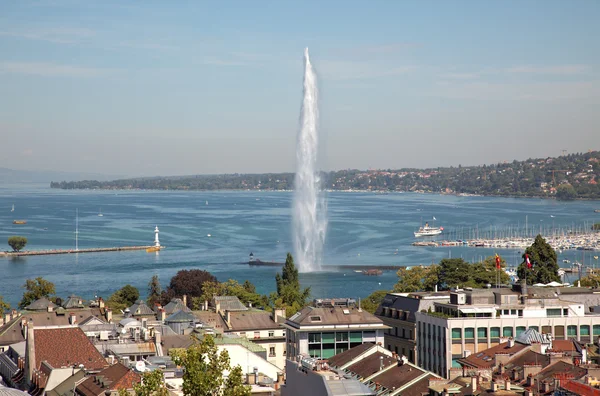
[132,369,168,396]
[0,294,10,314]
[556,184,577,200]
[171,335,250,396]
[107,284,140,311]
[19,277,55,309]
[393,265,439,292]
[438,259,472,288]
[8,236,27,252]
[161,270,218,307]
[361,290,389,314]
[517,234,560,285]
[470,256,511,286]
[196,279,268,310]
[580,273,600,288]
[272,253,310,317]
[147,275,162,307]
[592,223,600,231]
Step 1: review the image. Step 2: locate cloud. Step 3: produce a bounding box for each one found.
[0,61,111,77]
[318,60,414,80]
[505,65,590,75]
[0,27,95,44]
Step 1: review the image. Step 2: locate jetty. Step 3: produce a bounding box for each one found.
[0,245,163,257]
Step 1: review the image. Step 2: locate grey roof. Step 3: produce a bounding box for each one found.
[515,328,552,345]
[128,300,155,316]
[288,305,384,327]
[62,294,84,309]
[25,297,57,311]
[163,299,191,315]
[153,324,178,337]
[227,310,282,331]
[165,310,196,323]
[119,318,142,327]
[0,386,29,396]
[213,296,248,312]
[324,379,376,396]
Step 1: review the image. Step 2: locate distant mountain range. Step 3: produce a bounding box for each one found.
[0,167,122,183]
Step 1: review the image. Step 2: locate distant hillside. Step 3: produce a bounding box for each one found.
[0,167,121,184]
[50,151,600,200]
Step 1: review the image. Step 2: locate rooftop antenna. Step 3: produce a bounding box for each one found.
[75,208,79,251]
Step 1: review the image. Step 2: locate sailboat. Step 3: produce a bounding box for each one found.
[205,201,208,206]
[11,204,14,212]
[98,208,103,217]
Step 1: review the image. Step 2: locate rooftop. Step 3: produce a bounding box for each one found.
[34,327,108,371]
[287,304,385,328]
[76,363,141,396]
[227,309,282,331]
[212,296,248,312]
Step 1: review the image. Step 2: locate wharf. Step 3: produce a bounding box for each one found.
[0,246,163,257]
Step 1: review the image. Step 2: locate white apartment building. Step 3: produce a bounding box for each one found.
[415,285,600,379]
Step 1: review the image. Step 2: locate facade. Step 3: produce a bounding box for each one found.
[284,298,388,360]
[375,291,449,363]
[415,285,600,379]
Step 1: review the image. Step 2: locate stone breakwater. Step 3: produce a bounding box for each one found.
[0,246,163,257]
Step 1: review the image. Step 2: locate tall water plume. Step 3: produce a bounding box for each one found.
[293,48,327,272]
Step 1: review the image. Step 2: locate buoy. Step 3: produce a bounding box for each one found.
[207,234,211,237]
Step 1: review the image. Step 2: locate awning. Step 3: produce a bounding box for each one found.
[458,307,496,314]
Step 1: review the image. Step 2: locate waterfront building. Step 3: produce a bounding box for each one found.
[375,291,450,363]
[415,283,600,378]
[283,298,388,360]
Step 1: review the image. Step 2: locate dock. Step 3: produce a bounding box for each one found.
[0,246,164,258]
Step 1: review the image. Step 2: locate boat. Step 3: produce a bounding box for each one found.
[414,222,443,237]
[595,209,600,213]
[146,246,160,253]
[11,204,14,212]
[13,220,26,225]
[98,208,103,217]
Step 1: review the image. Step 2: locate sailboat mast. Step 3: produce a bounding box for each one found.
[76,208,79,251]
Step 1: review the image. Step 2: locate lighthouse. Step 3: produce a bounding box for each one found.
[154,226,160,248]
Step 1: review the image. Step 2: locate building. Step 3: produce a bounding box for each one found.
[284,298,388,360]
[375,291,449,363]
[75,363,141,396]
[415,284,600,378]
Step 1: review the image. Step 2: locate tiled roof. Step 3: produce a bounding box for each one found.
[227,310,281,331]
[25,298,57,311]
[192,311,227,332]
[458,342,528,368]
[328,343,375,368]
[345,352,396,379]
[161,335,196,354]
[289,306,384,327]
[515,328,551,345]
[127,300,155,317]
[33,327,108,371]
[400,374,440,396]
[76,363,141,396]
[165,310,195,323]
[550,340,580,354]
[368,363,426,392]
[163,299,191,315]
[62,295,84,309]
[213,296,248,312]
[504,350,549,372]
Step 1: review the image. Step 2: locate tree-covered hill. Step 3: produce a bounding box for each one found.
[51,151,600,199]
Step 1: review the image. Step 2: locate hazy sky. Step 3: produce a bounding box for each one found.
[1,1,599,177]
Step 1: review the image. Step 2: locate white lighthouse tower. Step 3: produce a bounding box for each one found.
[154,226,160,248]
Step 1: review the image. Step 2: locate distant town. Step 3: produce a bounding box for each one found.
[51,151,600,200]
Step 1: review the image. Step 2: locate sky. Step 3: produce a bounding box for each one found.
[1,0,599,177]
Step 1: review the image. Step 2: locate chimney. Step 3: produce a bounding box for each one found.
[542,381,550,393]
[225,311,231,325]
[435,284,438,293]
[25,319,36,386]
[524,390,533,396]
[98,297,105,309]
[499,363,505,374]
[358,298,362,312]
[69,313,77,325]
[155,330,161,347]
[204,300,208,311]
[215,301,221,314]
[512,368,520,382]
[526,373,534,387]
[471,376,477,391]
[491,380,499,392]
[159,308,166,322]
[276,372,284,384]
[183,294,187,308]
[47,305,53,313]
[379,356,384,371]
[582,346,588,364]
[247,372,256,385]
[505,378,511,391]
[105,308,112,323]
[141,318,148,329]
[508,337,515,348]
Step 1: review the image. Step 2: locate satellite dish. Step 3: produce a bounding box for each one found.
[135,361,146,372]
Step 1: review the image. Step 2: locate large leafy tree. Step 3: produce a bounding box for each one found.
[197,279,268,310]
[19,277,55,309]
[517,234,560,285]
[394,265,439,292]
[161,270,217,307]
[0,294,10,314]
[107,284,140,311]
[361,290,389,314]
[438,258,472,289]
[130,369,168,396]
[8,236,27,252]
[147,275,162,307]
[171,335,250,396]
[271,253,310,316]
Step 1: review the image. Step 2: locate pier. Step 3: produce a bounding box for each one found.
[0,245,164,257]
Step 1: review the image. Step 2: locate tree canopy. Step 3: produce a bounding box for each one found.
[0,294,10,314]
[517,234,560,285]
[196,279,268,310]
[8,236,27,252]
[131,369,169,396]
[161,270,218,307]
[394,265,439,293]
[171,335,250,396]
[147,275,162,307]
[271,253,310,317]
[107,284,140,311]
[361,290,389,314]
[19,277,55,309]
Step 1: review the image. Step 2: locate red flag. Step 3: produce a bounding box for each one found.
[495,254,501,269]
[526,254,532,269]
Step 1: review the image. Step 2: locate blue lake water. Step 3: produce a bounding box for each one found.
[0,184,599,307]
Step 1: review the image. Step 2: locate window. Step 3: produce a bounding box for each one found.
[349,332,362,343]
[308,333,321,343]
[516,326,526,336]
[567,325,577,337]
[269,346,276,357]
[451,328,462,339]
[477,327,487,338]
[529,326,539,332]
[593,325,600,336]
[546,308,561,317]
[268,331,274,338]
[310,316,322,322]
[322,332,334,343]
[490,327,500,338]
[581,325,590,336]
[510,309,517,315]
[465,328,474,339]
[254,331,260,339]
[503,327,513,337]
[336,332,348,342]
[518,310,523,317]
[563,309,569,317]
